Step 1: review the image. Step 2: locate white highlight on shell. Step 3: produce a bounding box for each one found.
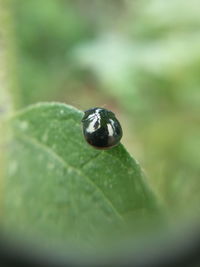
[107,123,114,137]
[109,119,115,127]
[107,119,116,137]
[86,108,101,133]
[87,113,95,120]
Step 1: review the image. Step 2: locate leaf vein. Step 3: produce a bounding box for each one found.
[16,132,124,223]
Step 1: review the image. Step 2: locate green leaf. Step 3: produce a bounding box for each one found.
[5,103,163,250]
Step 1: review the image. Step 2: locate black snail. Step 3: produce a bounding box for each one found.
[81,107,123,149]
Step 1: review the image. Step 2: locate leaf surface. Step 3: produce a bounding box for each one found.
[5,103,162,248]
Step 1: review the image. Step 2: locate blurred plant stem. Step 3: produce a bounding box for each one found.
[0,0,14,214]
[0,0,14,116]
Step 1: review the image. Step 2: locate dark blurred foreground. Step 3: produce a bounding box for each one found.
[0,224,200,267]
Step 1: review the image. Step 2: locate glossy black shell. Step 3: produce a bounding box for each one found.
[81,107,123,149]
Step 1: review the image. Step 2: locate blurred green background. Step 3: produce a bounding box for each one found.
[9,0,200,223]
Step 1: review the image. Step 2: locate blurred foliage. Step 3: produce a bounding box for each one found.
[0,0,14,217]
[0,0,13,116]
[9,0,200,222]
[11,0,95,107]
